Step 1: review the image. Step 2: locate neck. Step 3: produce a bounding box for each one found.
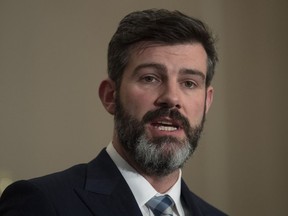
[112,136,180,193]
[142,170,180,194]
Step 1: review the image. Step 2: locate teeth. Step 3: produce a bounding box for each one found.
[158,121,172,125]
[158,121,173,125]
[156,125,177,131]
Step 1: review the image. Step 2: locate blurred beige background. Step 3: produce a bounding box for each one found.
[1,0,287,215]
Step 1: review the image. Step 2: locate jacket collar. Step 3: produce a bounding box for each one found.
[75,149,142,216]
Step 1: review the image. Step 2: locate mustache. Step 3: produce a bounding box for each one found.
[142,108,191,130]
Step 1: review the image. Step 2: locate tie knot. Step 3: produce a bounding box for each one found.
[146,195,174,216]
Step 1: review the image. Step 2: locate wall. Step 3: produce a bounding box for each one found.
[1,0,287,215]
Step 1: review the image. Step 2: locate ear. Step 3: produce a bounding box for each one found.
[205,86,214,114]
[98,79,116,115]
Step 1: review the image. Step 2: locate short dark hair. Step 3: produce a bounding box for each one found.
[108,9,218,88]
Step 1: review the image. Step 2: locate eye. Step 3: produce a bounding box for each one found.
[183,80,197,89]
[141,75,158,83]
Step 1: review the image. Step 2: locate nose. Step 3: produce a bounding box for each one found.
[155,82,181,109]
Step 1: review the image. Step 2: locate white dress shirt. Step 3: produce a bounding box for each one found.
[106,142,185,216]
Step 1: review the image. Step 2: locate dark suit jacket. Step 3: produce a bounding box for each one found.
[0,149,227,216]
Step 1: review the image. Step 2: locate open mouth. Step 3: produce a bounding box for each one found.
[151,120,181,132]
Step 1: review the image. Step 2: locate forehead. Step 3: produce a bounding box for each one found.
[125,42,208,76]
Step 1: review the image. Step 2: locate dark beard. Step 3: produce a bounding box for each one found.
[114,95,206,176]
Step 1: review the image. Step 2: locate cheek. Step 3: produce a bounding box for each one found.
[120,88,154,118]
[184,96,206,125]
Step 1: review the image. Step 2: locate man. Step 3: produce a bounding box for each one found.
[0,9,227,215]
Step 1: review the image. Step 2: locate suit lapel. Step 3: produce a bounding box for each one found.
[181,180,204,216]
[75,149,142,216]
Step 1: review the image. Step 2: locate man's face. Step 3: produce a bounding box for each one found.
[114,43,213,176]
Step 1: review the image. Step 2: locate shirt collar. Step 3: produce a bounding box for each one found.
[106,142,184,215]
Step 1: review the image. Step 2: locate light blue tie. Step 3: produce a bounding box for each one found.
[146,195,174,216]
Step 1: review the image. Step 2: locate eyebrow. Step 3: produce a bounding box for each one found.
[179,68,206,81]
[133,63,166,75]
[133,63,206,81]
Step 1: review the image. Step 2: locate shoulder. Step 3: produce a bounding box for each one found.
[0,149,114,215]
[30,163,87,192]
[181,180,228,216]
[0,180,57,215]
[0,163,87,215]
